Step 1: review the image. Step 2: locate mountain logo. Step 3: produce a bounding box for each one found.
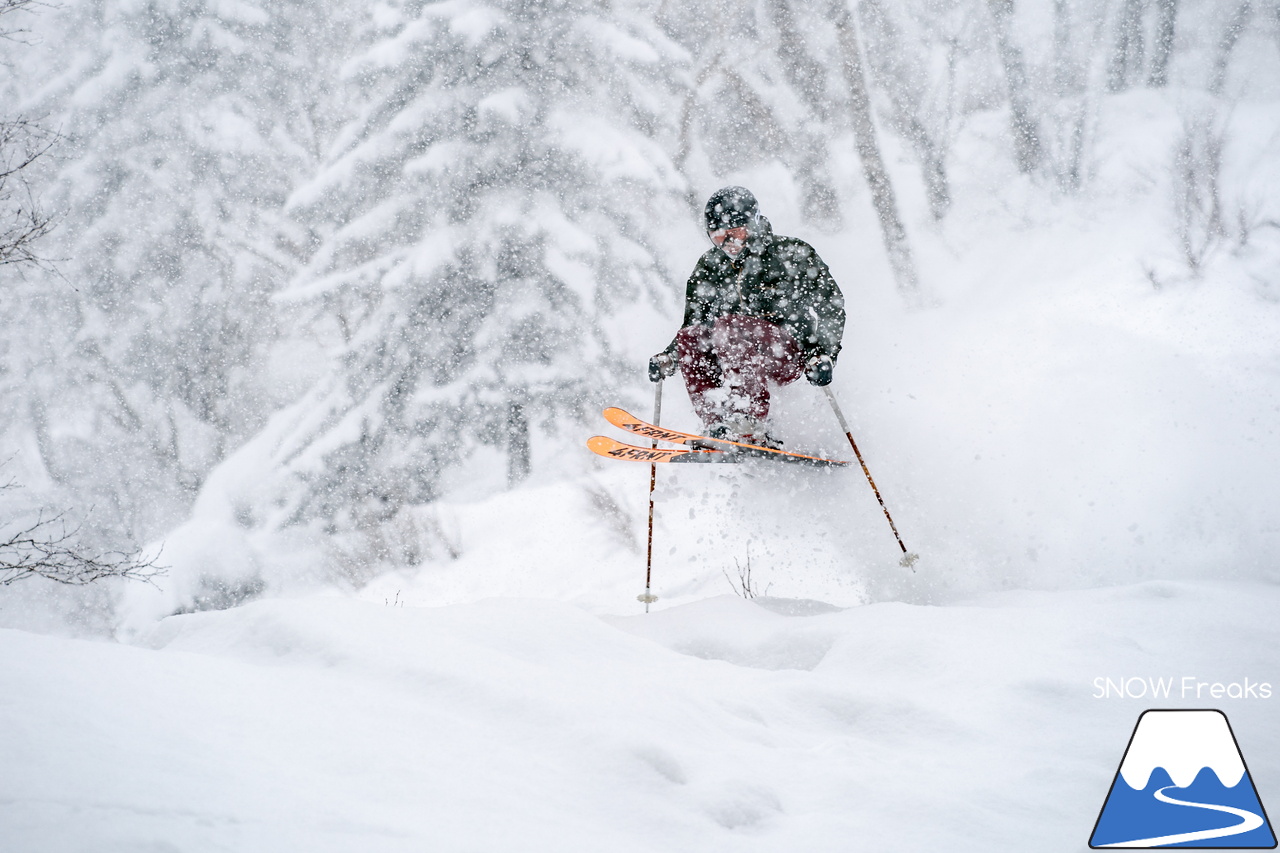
[1090,709,1276,848]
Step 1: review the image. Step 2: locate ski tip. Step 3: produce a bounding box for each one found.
[900,552,920,571]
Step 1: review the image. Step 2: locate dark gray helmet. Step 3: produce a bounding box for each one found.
[704,186,758,231]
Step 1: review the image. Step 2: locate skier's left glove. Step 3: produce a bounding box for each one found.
[805,354,834,387]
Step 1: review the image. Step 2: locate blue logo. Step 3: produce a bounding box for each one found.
[1091,709,1276,848]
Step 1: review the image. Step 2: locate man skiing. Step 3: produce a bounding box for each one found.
[648,186,845,449]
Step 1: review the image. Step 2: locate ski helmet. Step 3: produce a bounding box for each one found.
[704,186,759,232]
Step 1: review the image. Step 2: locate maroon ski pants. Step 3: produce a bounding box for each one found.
[675,315,803,427]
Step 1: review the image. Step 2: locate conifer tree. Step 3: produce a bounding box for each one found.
[2,0,335,539]
[278,0,688,531]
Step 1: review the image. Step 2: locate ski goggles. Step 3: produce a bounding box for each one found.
[708,226,749,246]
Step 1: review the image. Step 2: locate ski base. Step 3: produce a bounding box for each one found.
[588,435,844,466]
[601,407,849,467]
[587,435,732,463]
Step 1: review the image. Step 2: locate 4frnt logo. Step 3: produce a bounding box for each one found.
[1093,676,1272,700]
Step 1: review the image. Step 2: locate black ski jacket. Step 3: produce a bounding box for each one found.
[663,217,845,363]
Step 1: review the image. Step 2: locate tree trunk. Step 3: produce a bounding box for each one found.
[766,0,829,118]
[674,53,721,215]
[506,398,530,487]
[916,129,951,221]
[1108,0,1147,92]
[988,0,1043,174]
[1052,0,1074,96]
[1209,1,1253,95]
[858,0,952,219]
[1173,112,1226,276]
[1148,0,1178,87]
[832,1,919,301]
[767,0,842,226]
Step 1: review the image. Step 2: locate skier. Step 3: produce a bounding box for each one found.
[648,186,845,449]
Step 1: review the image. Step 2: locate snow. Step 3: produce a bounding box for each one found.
[550,110,684,187]
[441,3,505,49]
[4,1,1280,849]
[2,583,1277,851]
[476,86,534,128]
[573,19,664,67]
[207,0,270,28]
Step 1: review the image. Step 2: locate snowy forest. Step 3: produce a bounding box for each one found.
[3,0,1280,849]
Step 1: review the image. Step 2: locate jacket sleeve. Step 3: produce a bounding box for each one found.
[662,257,715,358]
[808,250,845,362]
[784,241,845,362]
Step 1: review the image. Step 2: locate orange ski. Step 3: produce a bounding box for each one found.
[602,407,849,467]
[587,435,731,463]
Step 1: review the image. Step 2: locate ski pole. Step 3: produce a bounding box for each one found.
[638,379,662,611]
[822,385,919,570]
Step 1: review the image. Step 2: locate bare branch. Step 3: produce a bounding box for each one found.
[1,0,61,269]
[722,548,770,600]
[0,512,165,586]
[0,118,59,269]
[0,0,48,44]
[0,479,166,587]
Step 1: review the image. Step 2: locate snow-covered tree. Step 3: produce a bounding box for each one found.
[2,0,342,541]
[274,0,689,533]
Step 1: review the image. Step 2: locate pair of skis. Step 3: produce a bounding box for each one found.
[588,407,849,467]
[591,396,919,574]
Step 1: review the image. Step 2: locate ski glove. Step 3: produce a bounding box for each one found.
[805,354,834,387]
[648,353,677,383]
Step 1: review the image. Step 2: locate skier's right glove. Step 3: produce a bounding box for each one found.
[805,354,834,387]
[648,353,677,383]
